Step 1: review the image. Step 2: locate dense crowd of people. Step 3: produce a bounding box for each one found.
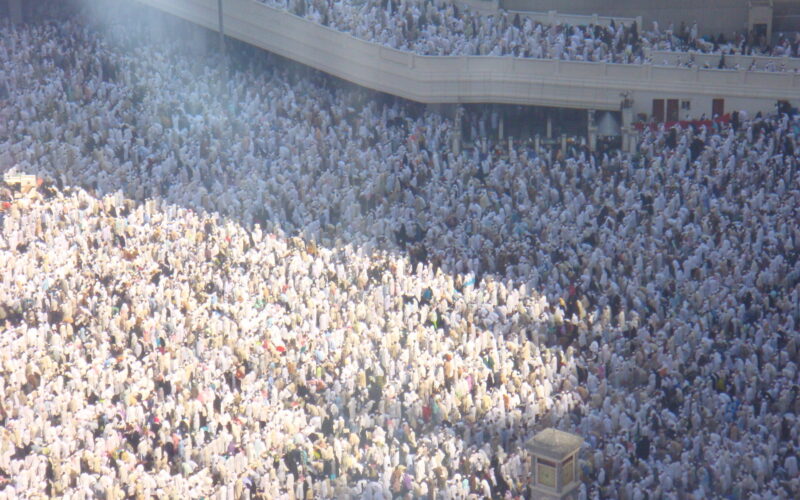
[0,3,799,500]
[259,0,800,69]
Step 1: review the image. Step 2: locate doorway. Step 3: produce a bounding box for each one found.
[712,98,725,118]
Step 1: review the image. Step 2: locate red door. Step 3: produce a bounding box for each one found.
[652,99,665,122]
[666,99,680,122]
[712,98,724,118]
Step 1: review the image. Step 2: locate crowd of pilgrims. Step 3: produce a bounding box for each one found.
[259,0,800,66]
[0,3,799,500]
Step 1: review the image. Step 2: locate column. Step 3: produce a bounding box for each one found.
[587,110,597,151]
[546,114,553,139]
[621,105,635,153]
[498,116,504,141]
[218,0,226,54]
[452,106,463,156]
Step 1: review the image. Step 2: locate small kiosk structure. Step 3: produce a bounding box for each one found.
[528,428,583,500]
[3,172,38,191]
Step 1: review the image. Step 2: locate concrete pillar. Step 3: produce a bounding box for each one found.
[621,106,635,153]
[534,135,541,155]
[561,134,567,154]
[621,95,636,153]
[9,0,23,24]
[546,114,553,139]
[218,0,226,55]
[452,106,463,156]
[498,116,504,141]
[587,110,598,151]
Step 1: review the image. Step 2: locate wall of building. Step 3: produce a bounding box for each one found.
[0,0,23,23]
[499,0,751,37]
[773,0,800,33]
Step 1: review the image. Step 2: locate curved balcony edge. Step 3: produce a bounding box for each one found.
[135,0,800,116]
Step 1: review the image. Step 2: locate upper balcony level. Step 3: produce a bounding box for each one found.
[136,0,799,119]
